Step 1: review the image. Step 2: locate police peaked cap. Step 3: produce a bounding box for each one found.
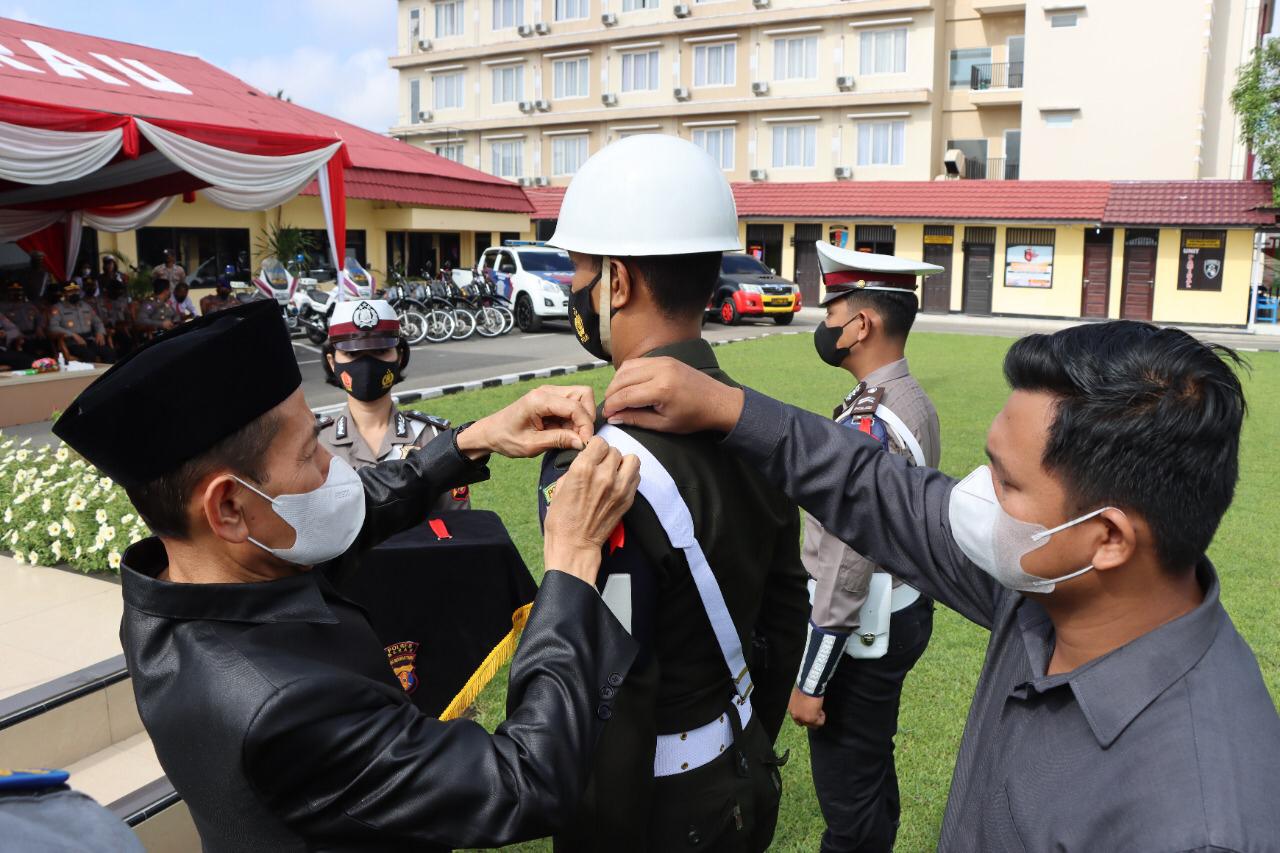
[53,300,301,489]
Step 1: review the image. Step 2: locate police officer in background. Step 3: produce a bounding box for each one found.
[47,282,114,363]
[98,277,135,356]
[135,279,179,340]
[789,242,942,853]
[1,281,49,357]
[200,266,239,315]
[0,311,33,370]
[541,135,809,852]
[319,298,469,512]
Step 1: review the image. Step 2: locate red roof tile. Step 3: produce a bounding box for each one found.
[525,180,1276,228]
[1103,180,1275,227]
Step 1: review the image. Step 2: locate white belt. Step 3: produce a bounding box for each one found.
[891,582,921,612]
[654,697,753,778]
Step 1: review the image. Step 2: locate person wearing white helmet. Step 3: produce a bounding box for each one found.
[539,134,809,852]
[318,298,470,513]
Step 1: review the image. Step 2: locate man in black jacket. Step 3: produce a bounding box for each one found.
[52,300,641,852]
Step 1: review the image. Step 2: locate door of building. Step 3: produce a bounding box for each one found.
[921,225,954,313]
[854,224,896,255]
[746,224,784,276]
[1120,229,1159,321]
[962,227,996,315]
[793,223,822,306]
[1081,228,1113,318]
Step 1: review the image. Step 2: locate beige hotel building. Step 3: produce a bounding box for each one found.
[389,0,1264,187]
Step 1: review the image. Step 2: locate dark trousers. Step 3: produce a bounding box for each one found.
[809,597,933,853]
[64,340,114,364]
[0,346,34,369]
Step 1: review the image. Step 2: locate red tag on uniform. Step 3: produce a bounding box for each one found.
[428,518,451,540]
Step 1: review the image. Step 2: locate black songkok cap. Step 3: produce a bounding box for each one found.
[53,300,300,488]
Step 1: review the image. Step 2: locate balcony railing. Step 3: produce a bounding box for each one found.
[963,157,1020,180]
[970,62,1024,90]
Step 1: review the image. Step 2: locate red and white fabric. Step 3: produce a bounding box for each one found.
[0,118,124,185]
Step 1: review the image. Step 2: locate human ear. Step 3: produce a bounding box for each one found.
[202,474,251,545]
[1090,508,1136,573]
[610,258,631,310]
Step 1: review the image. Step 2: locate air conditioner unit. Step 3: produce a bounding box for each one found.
[751,81,770,96]
[417,38,432,51]
[517,23,534,36]
[417,110,433,123]
[752,0,770,8]
[943,148,966,176]
[602,12,618,25]
[674,2,692,16]
[602,92,619,106]
[518,100,535,113]
[535,21,551,34]
[534,98,551,111]
[834,166,853,180]
[836,75,855,91]
[673,86,692,101]
[518,176,535,187]
[749,168,768,181]
[534,176,551,187]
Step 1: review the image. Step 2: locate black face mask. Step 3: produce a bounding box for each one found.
[570,272,611,362]
[336,354,401,402]
[813,314,859,367]
[68,294,82,305]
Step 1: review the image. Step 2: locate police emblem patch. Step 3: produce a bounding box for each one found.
[542,480,558,505]
[380,368,395,389]
[452,486,469,501]
[1203,259,1221,279]
[573,310,587,343]
[385,640,420,694]
[353,301,379,330]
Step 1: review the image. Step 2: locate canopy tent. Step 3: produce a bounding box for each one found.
[0,18,399,293]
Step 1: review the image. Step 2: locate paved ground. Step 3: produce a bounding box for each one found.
[6,308,1277,447]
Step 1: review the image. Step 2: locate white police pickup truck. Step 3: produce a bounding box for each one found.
[475,242,575,332]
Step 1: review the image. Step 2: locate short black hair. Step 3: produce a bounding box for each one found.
[617,252,722,319]
[152,279,170,295]
[124,408,280,538]
[841,289,919,339]
[1003,321,1246,572]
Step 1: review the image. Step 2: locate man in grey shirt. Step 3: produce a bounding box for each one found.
[603,320,1280,851]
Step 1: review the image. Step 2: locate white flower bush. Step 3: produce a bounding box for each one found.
[0,435,150,574]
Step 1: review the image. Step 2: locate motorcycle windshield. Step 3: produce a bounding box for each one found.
[343,257,374,295]
[261,257,289,289]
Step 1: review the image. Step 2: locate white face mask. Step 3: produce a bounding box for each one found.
[233,456,366,566]
[948,465,1113,593]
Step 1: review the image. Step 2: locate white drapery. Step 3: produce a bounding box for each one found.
[0,208,62,243]
[82,195,177,232]
[315,161,350,301]
[64,211,82,281]
[0,120,125,186]
[136,120,342,211]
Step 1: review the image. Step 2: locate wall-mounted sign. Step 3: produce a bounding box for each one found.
[1179,230,1225,291]
[1005,243,1054,288]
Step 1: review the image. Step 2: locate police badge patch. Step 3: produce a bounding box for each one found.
[386,640,421,694]
[352,301,379,330]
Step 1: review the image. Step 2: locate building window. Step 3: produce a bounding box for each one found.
[774,36,818,81]
[553,57,590,98]
[621,50,660,92]
[555,0,588,19]
[409,79,421,121]
[492,0,523,29]
[949,47,991,88]
[410,8,421,41]
[436,0,465,37]
[492,64,524,104]
[693,42,736,87]
[435,143,465,162]
[1050,12,1078,27]
[856,120,905,166]
[491,140,524,177]
[1043,110,1074,127]
[622,0,657,9]
[771,124,816,168]
[859,28,906,75]
[1178,230,1226,291]
[692,126,734,169]
[433,72,464,109]
[552,136,590,175]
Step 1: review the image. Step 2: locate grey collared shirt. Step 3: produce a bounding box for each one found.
[727,388,1280,852]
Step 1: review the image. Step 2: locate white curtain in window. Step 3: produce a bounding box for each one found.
[552,136,588,175]
[491,141,523,177]
[434,73,463,109]
[857,121,905,166]
[772,124,815,167]
[693,127,734,169]
[774,37,817,81]
[555,0,586,19]
[437,1,464,36]
[492,0,522,29]
[694,43,735,86]
[554,58,589,98]
[860,29,906,74]
[621,51,658,92]
[493,66,524,103]
[0,119,125,186]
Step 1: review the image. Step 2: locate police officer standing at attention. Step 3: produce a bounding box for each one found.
[319,298,469,511]
[47,282,114,363]
[52,300,643,850]
[541,135,810,852]
[789,242,942,853]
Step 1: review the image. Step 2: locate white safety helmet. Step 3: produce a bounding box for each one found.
[548,134,741,257]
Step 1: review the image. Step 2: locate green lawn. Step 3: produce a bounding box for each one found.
[406,331,1280,852]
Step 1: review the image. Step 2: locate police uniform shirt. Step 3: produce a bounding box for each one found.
[136,296,179,331]
[48,301,106,338]
[1,300,43,336]
[100,295,133,328]
[804,358,941,634]
[319,405,470,511]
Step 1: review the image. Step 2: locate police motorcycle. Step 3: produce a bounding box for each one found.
[290,254,332,345]
[252,256,300,333]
